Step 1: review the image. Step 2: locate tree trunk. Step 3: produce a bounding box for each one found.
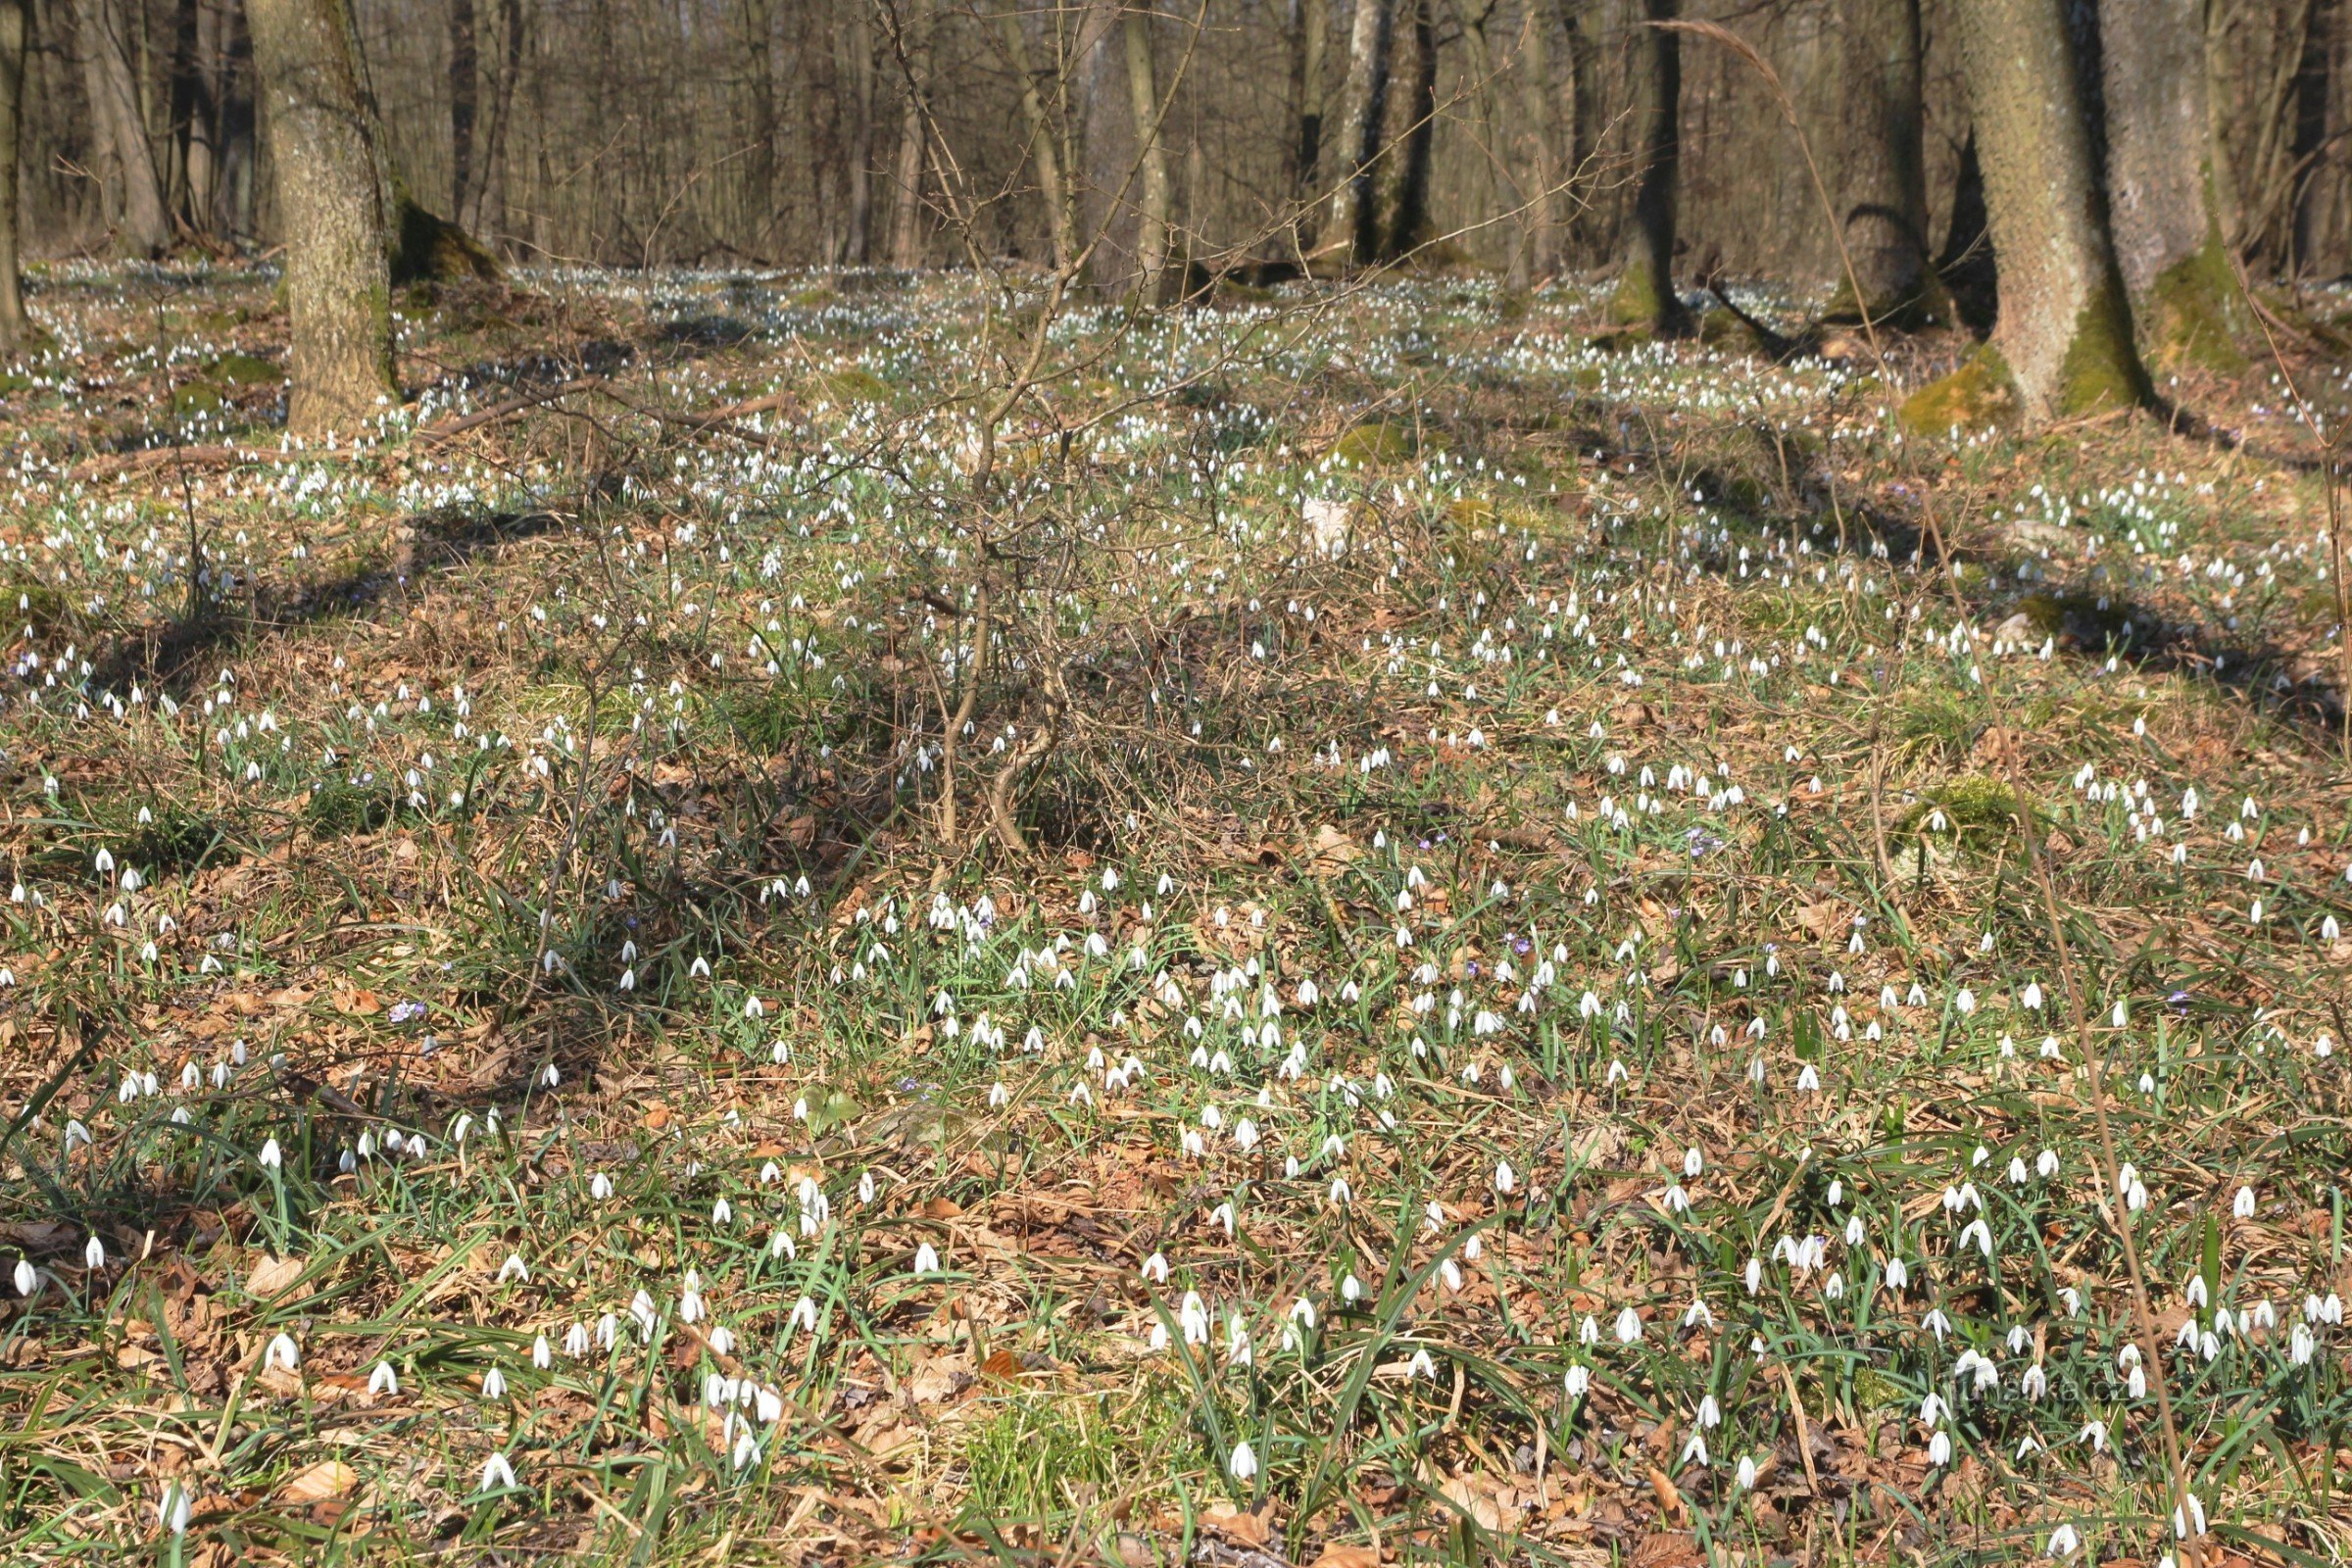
[1326,0,1396,264]
[1936,126,1997,331]
[804,6,845,264]
[1936,0,2148,421]
[846,2,875,263]
[1515,3,1561,279]
[449,0,477,219]
[2291,0,2348,278]
[79,0,173,254]
[247,0,397,434]
[887,1,930,268]
[2100,0,2240,368]
[1612,0,1688,333]
[0,0,26,346]
[1835,0,1940,324]
[999,2,1073,270]
[1367,0,1433,261]
[1292,0,1327,209]
[468,0,523,241]
[1555,0,1594,263]
[1123,5,1170,296]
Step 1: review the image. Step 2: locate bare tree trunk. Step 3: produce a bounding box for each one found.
[1515,4,1560,279]
[1326,0,1396,263]
[79,0,173,253]
[1291,0,1328,205]
[468,0,523,240]
[247,0,397,434]
[1941,0,2147,419]
[449,0,477,219]
[1366,0,1432,260]
[2291,0,2348,277]
[1836,0,1940,323]
[846,2,875,263]
[887,0,930,268]
[1555,0,1594,263]
[805,4,846,264]
[999,1,1073,270]
[1123,4,1170,295]
[0,0,26,346]
[1612,0,1688,333]
[2100,0,2240,367]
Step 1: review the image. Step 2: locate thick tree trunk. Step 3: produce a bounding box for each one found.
[247,0,398,434]
[2100,0,2240,368]
[1325,0,1396,263]
[2290,0,2348,277]
[1292,0,1327,206]
[467,0,523,241]
[1933,0,2148,421]
[1835,0,1940,324]
[1122,6,1171,296]
[1612,0,1688,333]
[887,1,930,268]
[449,0,477,219]
[0,0,26,346]
[1367,0,1434,261]
[1515,4,1561,280]
[80,0,173,254]
[1555,0,1594,263]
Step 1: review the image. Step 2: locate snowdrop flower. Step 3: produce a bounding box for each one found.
[160,1480,193,1535]
[1228,1440,1258,1482]
[1614,1307,1642,1344]
[480,1367,508,1399]
[13,1258,33,1297]
[564,1322,592,1357]
[498,1252,529,1284]
[2047,1523,2081,1557]
[479,1452,517,1491]
[258,1137,282,1169]
[912,1243,941,1274]
[368,1360,399,1395]
[265,1333,300,1372]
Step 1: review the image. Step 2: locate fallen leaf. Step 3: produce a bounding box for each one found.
[246,1254,307,1300]
[279,1460,355,1504]
[1201,1503,1270,1547]
[1310,1546,1382,1568]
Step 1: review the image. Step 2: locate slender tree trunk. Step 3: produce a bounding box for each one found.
[469,0,523,240]
[2291,0,2347,277]
[887,0,930,268]
[999,2,1073,270]
[805,6,845,264]
[1515,5,1560,279]
[1555,0,1593,263]
[449,0,477,219]
[1122,6,1170,296]
[846,2,875,263]
[1942,0,2148,419]
[1326,0,1396,263]
[1292,0,1327,205]
[0,0,26,346]
[247,0,397,434]
[1836,0,1938,323]
[1613,0,1688,333]
[1462,1,1515,280]
[2099,0,2240,367]
[80,0,173,253]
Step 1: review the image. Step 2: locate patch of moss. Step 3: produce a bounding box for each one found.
[816,367,891,405]
[2055,281,2153,416]
[172,380,225,416]
[2143,240,2247,373]
[1821,270,1954,331]
[1897,344,2020,433]
[1900,774,2029,848]
[212,351,284,387]
[0,370,31,396]
[1610,259,1668,328]
[1329,420,1422,466]
[1698,307,1771,356]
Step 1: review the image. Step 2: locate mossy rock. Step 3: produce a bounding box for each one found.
[1897,344,2019,433]
[1820,271,1955,332]
[816,367,891,405]
[790,284,843,308]
[1329,420,1425,466]
[0,370,32,396]
[4,572,78,637]
[2013,589,2140,650]
[212,352,284,387]
[172,380,226,416]
[390,198,503,287]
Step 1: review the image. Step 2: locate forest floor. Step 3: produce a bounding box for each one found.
[1,261,2350,1567]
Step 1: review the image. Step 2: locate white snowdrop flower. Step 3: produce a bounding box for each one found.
[498,1252,529,1284]
[258,1137,282,1169]
[1928,1430,1952,1466]
[1143,1251,1170,1284]
[532,1334,553,1369]
[368,1360,399,1395]
[1564,1364,1592,1397]
[2047,1523,2081,1557]
[479,1452,517,1491]
[1680,1431,1709,1468]
[1494,1160,1515,1194]
[912,1243,941,1275]
[481,1367,508,1399]
[1228,1440,1259,1482]
[1735,1454,1759,1490]
[564,1322,591,1357]
[13,1258,34,1297]
[160,1481,193,1535]
[1614,1307,1642,1344]
[591,1171,613,1200]
[265,1333,300,1372]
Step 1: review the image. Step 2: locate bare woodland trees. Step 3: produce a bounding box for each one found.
[246,0,396,433]
[0,0,24,347]
[1,0,2348,427]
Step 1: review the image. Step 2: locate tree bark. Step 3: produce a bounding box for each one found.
[0,0,26,346]
[1326,0,1396,264]
[1123,4,1170,296]
[1514,3,1561,279]
[247,0,398,434]
[2291,0,2348,277]
[79,0,173,254]
[846,1,875,263]
[1835,0,1939,324]
[1612,0,1688,333]
[887,0,931,268]
[1942,0,2148,419]
[1292,0,1327,207]
[999,2,1073,270]
[2099,0,2240,367]
[449,0,477,219]
[1367,0,1434,260]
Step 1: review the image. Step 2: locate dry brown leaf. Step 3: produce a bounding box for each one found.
[246,1254,307,1300]
[1201,1503,1270,1547]
[279,1459,356,1504]
[1309,1547,1381,1568]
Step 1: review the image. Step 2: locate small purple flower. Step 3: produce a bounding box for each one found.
[389,1000,428,1025]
